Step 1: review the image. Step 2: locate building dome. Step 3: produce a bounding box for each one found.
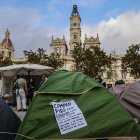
[1,29,14,50]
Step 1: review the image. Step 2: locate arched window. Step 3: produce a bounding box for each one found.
[9,52,11,58]
[74,35,77,39]
[107,71,111,79]
[56,47,61,54]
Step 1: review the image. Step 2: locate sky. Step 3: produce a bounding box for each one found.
[0,0,140,58]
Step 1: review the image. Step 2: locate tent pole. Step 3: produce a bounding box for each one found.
[28,69,31,84]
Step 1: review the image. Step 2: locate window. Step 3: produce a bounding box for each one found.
[107,71,111,79]
[73,22,77,27]
[56,47,61,54]
[121,70,126,79]
[9,52,11,58]
[74,35,77,39]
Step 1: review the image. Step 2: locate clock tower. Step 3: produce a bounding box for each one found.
[70,5,81,50]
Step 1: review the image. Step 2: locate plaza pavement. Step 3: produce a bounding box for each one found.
[11,107,26,121]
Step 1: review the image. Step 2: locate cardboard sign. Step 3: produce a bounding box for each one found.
[52,100,87,135]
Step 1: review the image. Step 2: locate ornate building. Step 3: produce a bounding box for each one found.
[69,5,81,50]
[50,5,100,71]
[83,33,100,49]
[0,29,26,63]
[0,29,14,59]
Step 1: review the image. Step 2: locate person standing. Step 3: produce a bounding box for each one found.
[16,74,28,111]
[12,75,19,109]
[40,74,48,86]
[27,78,35,106]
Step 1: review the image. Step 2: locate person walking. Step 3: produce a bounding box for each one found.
[16,74,28,111]
[27,78,35,106]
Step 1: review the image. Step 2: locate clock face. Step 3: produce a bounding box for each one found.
[73,22,77,26]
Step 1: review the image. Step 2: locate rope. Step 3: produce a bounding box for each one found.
[0,132,36,140]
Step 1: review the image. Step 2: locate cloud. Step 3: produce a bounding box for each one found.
[1,4,140,59]
[0,6,60,58]
[0,6,43,28]
[81,10,140,55]
[105,8,120,19]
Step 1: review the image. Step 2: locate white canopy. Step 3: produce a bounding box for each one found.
[0,64,54,95]
[0,64,54,76]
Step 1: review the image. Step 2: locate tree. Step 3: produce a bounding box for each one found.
[23,48,48,64]
[47,53,64,70]
[71,45,113,78]
[121,44,140,78]
[0,56,13,67]
[23,48,64,70]
[70,45,85,72]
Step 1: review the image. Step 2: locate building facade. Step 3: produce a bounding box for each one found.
[50,5,100,71]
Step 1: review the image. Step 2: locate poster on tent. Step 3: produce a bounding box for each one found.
[52,100,87,135]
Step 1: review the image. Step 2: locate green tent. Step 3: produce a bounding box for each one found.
[16,70,140,140]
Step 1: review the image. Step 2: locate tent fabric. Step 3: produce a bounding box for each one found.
[39,70,103,95]
[16,71,140,140]
[0,64,53,71]
[109,84,130,99]
[120,81,140,120]
[109,81,140,121]
[0,98,21,140]
[0,64,54,76]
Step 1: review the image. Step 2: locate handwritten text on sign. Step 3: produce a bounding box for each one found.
[52,100,87,135]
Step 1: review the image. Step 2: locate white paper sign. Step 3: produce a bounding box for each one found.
[52,100,87,135]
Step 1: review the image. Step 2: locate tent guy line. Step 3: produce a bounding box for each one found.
[0,132,36,140]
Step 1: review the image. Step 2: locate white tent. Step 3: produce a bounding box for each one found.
[0,64,54,76]
[0,64,54,96]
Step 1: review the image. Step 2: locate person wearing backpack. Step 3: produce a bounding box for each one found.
[16,74,28,111]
